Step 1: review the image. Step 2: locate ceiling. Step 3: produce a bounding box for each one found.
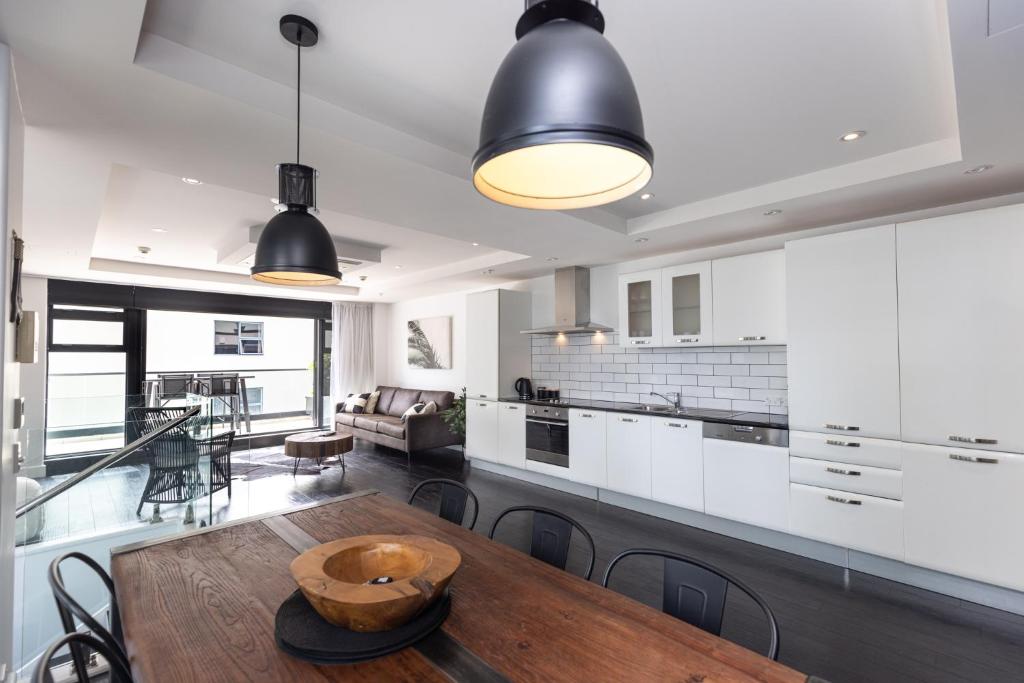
[1,0,1023,302]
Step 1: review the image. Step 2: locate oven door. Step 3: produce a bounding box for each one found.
[525,418,569,467]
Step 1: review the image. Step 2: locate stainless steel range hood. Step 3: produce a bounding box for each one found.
[522,266,615,335]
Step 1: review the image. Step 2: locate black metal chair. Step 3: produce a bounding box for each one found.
[34,632,133,683]
[488,505,596,579]
[156,373,195,403]
[48,553,132,682]
[407,478,479,530]
[601,548,780,660]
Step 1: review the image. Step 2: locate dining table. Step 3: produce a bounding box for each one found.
[110,490,814,682]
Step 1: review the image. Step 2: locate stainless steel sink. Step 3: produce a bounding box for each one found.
[638,404,673,413]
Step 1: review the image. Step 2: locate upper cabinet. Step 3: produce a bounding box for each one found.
[712,250,786,346]
[660,262,712,347]
[786,226,900,440]
[618,270,662,347]
[897,205,1024,453]
[466,289,532,400]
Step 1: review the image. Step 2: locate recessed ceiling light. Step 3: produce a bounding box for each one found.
[763,209,782,216]
[181,177,202,185]
[964,164,994,175]
[151,228,168,233]
[394,265,403,270]
[545,257,559,262]
[482,268,494,275]
[839,130,866,142]
[640,193,654,200]
[472,242,480,247]
[634,237,649,243]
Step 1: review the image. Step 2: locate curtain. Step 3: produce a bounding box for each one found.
[330,302,375,406]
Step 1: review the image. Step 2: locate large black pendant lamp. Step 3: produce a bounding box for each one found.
[251,15,341,286]
[473,0,652,210]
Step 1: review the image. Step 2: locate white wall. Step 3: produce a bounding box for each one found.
[383,292,466,393]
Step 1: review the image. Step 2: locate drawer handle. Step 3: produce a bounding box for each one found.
[733,425,754,433]
[506,406,518,410]
[826,466,861,476]
[667,422,687,428]
[621,417,639,423]
[824,423,860,431]
[739,336,767,341]
[949,435,997,445]
[631,340,651,345]
[949,453,998,464]
[580,413,594,418]
[827,495,862,506]
[675,337,698,343]
[478,403,489,407]
[479,394,488,398]
[825,439,860,448]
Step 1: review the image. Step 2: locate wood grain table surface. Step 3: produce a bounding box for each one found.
[110,490,810,682]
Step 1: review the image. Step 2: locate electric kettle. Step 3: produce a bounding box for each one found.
[514,377,534,399]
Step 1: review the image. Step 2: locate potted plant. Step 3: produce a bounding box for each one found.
[442,387,467,447]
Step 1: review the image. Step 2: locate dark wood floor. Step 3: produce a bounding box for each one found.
[38,440,1024,682]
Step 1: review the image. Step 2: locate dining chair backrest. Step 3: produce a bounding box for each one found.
[488,505,596,580]
[34,632,133,683]
[601,548,780,660]
[407,478,479,530]
[49,553,132,681]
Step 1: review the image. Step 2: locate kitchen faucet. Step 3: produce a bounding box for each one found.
[650,391,682,410]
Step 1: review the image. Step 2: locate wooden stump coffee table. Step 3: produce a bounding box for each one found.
[285,431,353,475]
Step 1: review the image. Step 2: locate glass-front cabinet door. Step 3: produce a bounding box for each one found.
[618,269,662,346]
[660,261,712,346]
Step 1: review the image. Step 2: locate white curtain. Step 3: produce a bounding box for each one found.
[330,302,375,406]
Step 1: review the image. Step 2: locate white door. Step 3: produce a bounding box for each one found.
[618,270,662,348]
[497,402,525,468]
[569,409,607,487]
[786,225,900,439]
[466,290,498,400]
[903,443,1024,591]
[711,250,786,346]
[651,417,703,510]
[898,205,1024,453]
[703,438,789,531]
[466,399,499,463]
[660,262,712,347]
[605,414,652,497]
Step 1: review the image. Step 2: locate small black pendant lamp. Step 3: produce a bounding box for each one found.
[251,15,341,286]
[473,0,653,210]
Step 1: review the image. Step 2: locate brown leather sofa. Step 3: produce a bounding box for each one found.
[334,386,460,455]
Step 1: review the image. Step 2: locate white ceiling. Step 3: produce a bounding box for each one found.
[2,0,1023,302]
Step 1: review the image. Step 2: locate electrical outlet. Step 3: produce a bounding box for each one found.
[764,396,788,409]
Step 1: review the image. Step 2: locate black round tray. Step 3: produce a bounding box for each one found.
[275,589,451,664]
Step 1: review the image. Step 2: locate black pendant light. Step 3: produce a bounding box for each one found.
[473,0,652,210]
[251,15,341,286]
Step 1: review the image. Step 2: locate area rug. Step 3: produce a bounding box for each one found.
[231,447,343,480]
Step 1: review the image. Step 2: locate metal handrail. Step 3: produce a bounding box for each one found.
[15,405,203,519]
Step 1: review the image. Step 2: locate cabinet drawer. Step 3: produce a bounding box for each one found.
[789,431,901,470]
[790,456,902,500]
[789,483,904,560]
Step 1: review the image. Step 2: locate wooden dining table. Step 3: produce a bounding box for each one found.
[110,490,812,682]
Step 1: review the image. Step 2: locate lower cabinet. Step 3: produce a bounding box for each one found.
[605,414,652,498]
[466,399,498,463]
[789,483,904,560]
[650,417,703,511]
[569,409,607,487]
[497,402,525,468]
[903,443,1024,591]
[703,439,789,531]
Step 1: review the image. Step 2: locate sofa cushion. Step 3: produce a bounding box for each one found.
[388,388,423,417]
[374,386,398,415]
[353,415,389,432]
[335,413,357,427]
[419,390,454,411]
[376,417,406,439]
[341,393,371,414]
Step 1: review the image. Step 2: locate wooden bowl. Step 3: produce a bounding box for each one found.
[289,534,461,632]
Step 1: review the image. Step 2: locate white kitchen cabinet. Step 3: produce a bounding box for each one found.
[786,225,900,440]
[569,409,607,487]
[651,417,703,511]
[660,262,712,347]
[605,413,652,498]
[497,402,526,468]
[703,438,789,531]
[618,270,662,347]
[466,289,532,401]
[466,399,498,463]
[789,483,904,560]
[711,250,786,346]
[897,205,1024,453]
[903,443,1024,591]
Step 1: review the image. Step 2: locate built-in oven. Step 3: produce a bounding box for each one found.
[525,404,569,468]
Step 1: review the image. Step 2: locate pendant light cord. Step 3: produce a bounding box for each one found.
[296,37,301,165]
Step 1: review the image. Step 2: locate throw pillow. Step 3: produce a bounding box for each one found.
[401,402,426,422]
[364,390,381,414]
[421,400,438,415]
[343,393,370,414]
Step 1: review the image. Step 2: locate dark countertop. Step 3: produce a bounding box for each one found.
[498,396,789,430]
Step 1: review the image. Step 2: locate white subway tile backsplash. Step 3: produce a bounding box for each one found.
[529,332,788,414]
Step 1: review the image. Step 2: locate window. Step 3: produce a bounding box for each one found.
[214,320,263,355]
